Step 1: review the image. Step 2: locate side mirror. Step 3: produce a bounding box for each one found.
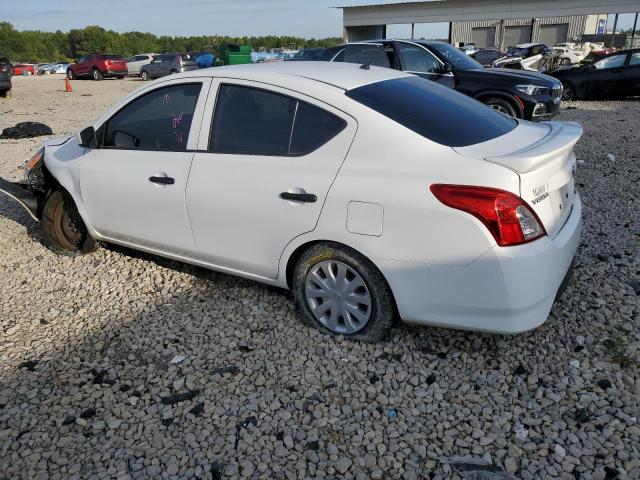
[79,126,98,149]
[442,62,453,74]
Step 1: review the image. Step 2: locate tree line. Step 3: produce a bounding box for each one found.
[0,22,343,62]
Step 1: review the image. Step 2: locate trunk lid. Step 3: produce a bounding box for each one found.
[454,121,582,238]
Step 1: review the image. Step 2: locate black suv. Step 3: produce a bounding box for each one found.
[320,40,563,121]
[0,57,12,98]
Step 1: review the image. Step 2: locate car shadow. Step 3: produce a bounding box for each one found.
[0,189,594,478]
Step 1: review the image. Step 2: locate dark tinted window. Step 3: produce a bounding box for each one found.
[346,76,517,147]
[103,83,201,151]
[290,102,346,154]
[210,84,346,156]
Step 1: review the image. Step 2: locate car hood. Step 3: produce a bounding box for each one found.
[463,67,557,85]
[43,134,73,147]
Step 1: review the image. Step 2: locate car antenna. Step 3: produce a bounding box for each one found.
[360,63,370,70]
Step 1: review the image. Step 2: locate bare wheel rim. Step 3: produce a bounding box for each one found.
[305,260,372,334]
[562,85,574,101]
[490,103,509,115]
[52,200,80,251]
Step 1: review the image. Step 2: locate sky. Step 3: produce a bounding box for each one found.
[0,0,637,39]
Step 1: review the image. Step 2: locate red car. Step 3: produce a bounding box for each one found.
[13,64,35,76]
[66,53,128,80]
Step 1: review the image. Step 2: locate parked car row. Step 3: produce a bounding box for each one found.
[315,40,640,110]
[317,39,563,121]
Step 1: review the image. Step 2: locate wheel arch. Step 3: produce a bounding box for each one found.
[283,238,400,317]
[474,90,524,118]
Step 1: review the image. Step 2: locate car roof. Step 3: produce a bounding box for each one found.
[177,61,410,91]
[513,43,545,48]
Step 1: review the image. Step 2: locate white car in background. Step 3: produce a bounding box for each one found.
[0,63,582,341]
[552,46,588,65]
[126,54,154,76]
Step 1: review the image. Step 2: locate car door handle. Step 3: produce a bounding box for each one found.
[280,192,317,203]
[149,176,175,185]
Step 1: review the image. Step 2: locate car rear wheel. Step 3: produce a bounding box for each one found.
[92,69,103,81]
[66,70,75,80]
[41,190,97,256]
[561,58,572,66]
[141,71,149,81]
[484,97,518,117]
[562,83,576,101]
[293,243,395,342]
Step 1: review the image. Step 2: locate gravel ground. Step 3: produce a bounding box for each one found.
[0,75,639,480]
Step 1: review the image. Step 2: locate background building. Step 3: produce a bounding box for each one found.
[452,15,603,49]
[341,1,640,47]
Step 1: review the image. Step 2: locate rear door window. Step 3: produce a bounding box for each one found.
[102,83,202,151]
[346,76,517,147]
[210,84,346,156]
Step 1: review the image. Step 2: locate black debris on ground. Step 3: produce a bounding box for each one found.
[0,122,53,139]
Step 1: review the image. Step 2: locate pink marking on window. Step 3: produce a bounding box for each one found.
[172,112,184,129]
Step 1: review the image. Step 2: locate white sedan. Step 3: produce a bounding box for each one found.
[0,62,582,342]
[126,54,154,76]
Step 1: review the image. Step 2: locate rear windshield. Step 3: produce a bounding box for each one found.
[104,55,123,60]
[346,76,517,147]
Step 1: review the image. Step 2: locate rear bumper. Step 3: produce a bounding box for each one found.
[379,193,582,334]
[105,69,128,76]
[0,176,39,221]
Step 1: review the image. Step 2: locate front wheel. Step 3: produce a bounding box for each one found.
[92,69,103,81]
[141,71,149,81]
[562,83,576,101]
[66,70,75,80]
[41,190,97,256]
[293,243,395,342]
[484,97,518,117]
[561,58,572,66]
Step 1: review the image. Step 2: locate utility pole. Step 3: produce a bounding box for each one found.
[611,13,619,48]
[411,23,415,39]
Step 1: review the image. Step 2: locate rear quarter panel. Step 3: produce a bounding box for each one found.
[282,101,521,273]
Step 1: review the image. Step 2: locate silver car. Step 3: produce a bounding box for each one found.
[126,54,154,76]
[140,53,198,80]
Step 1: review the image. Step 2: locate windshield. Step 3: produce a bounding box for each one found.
[346,76,517,147]
[428,42,482,70]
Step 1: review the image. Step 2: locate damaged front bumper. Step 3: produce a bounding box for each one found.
[0,176,39,221]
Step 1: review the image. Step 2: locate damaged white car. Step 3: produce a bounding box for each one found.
[0,62,582,341]
[493,43,563,72]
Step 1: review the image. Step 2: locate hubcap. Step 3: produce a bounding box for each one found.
[305,260,372,334]
[490,104,509,115]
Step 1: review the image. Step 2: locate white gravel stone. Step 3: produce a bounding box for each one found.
[1,76,639,480]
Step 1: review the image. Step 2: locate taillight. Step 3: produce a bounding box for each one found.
[106,60,112,66]
[430,184,546,246]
